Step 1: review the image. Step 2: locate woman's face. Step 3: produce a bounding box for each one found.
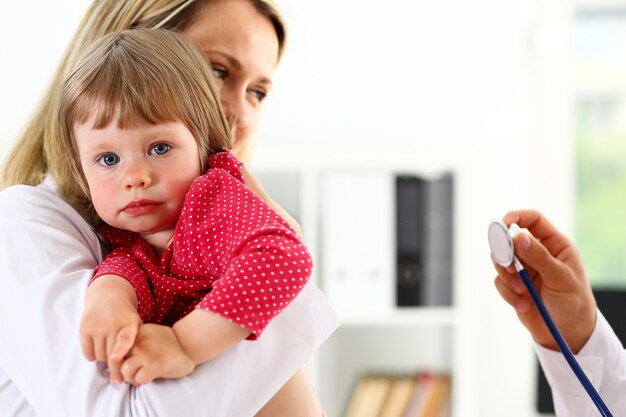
[182,0,280,154]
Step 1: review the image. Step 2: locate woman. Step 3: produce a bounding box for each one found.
[0,1,337,416]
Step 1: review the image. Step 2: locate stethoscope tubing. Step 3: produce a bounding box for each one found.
[517,267,613,417]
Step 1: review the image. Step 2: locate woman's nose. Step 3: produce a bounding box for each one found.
[122,162,152,190]
[221,89,250,133]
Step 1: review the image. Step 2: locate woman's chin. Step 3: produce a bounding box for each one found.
[231,137,254,165]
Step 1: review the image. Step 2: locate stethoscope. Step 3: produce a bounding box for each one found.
[488,220,613,417]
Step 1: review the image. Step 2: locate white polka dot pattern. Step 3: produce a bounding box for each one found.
[92,150,312,339]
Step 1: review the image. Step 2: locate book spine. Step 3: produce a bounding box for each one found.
[395,175,428,307]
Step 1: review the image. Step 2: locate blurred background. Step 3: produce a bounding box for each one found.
[2,0,626,416]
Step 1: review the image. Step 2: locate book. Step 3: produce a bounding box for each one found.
[403,373,435,417]
[417,374,451,417]
[378,376,417,417]
[343,373,451,417]
[344,376,373,417]
[343,375,393,417]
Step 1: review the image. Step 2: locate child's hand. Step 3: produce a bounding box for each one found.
[80,274,142,383]
[119,323,195,386]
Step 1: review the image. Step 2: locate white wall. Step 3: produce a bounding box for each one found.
[1,1,575,416]
[263,0,531,149]
[0,1,89,162]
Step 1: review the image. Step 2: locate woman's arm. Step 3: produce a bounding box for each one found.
[0,183,338,417]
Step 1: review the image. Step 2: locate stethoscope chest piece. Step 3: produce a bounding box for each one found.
[488,220,515,267]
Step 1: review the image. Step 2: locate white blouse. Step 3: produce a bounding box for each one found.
[0,178,338,417]
[535,310,626,417]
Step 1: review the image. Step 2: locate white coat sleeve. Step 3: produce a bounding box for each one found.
[534,309,626,417]
[0,182,338,417]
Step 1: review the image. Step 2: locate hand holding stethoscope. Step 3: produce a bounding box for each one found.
[488,211,610,416]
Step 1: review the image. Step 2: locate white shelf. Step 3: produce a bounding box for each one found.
[250,139,531,417]
[337,307,457,327]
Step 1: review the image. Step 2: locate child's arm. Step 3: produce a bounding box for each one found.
[80,274,142,383]
[117,310,248,386]
[172,309,251,364]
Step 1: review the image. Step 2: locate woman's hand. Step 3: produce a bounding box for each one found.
[493,209,597,353]
[120,323,195,386]
[80,274,142,383]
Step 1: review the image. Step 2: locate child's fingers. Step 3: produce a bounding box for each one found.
[108,325,138,384]
[120,356,142,387]
[93,337,107,362]
[80,334,96,361]
[134,366,156,386]
[109,325,138,360]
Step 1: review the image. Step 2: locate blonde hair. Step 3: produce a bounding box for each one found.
[1,0,286,189]
[57,28,231,224]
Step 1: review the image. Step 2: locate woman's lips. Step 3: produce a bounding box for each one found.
[122,200,161,216]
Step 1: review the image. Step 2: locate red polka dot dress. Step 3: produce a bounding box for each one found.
[91,150,312,339]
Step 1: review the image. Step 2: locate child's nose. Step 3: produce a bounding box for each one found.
[123,164,152,190]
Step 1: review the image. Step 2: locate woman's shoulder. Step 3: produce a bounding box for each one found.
[0,179,96,239]
[1,180,72,218]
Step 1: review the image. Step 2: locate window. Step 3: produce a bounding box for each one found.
[573,8,626,288]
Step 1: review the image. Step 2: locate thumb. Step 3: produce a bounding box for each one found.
[513,232,567,287]
[110,325,138,362]
[108,325,138,384]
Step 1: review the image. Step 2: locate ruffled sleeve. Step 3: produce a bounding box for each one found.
[91,226,155,322]
[172,165,312,339]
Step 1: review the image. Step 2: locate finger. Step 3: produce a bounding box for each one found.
[121,357,141,387]
[108,326,138,384]
[94,337,108,362]
[503,209,555,238]
[503,210,570,257]
[80,334,96,361]
[110,325,138,362]
[511,232,568,289]
[494,276,531,312]
[491,257,526,295]
[134,367,156,386]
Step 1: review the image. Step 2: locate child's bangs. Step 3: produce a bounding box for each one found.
[68,55,189,130]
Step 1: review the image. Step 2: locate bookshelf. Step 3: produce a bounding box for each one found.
[251,140,535,417]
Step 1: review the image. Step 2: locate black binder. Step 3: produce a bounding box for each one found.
[395,174,454,307]
[395,175,428,306]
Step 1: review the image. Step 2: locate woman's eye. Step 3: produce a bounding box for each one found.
[211,65,228,80]
[97,153,119,167]
[150,143,171,155]
[249,88,267,102]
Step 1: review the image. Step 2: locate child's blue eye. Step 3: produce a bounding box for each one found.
[97,153,119,167]
[151,143,171,155]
